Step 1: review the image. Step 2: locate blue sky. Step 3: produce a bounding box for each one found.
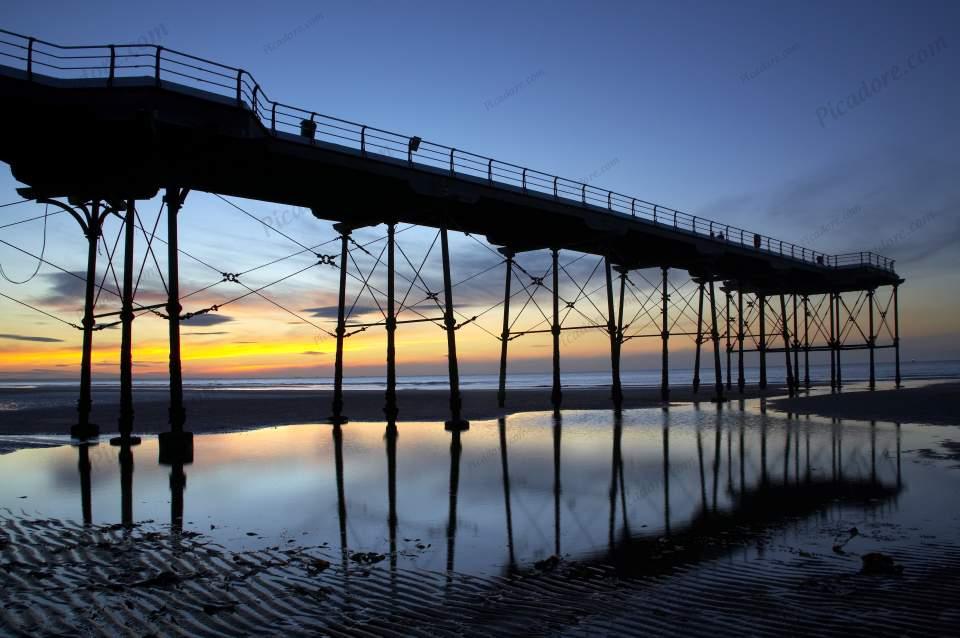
[0,0,958,375]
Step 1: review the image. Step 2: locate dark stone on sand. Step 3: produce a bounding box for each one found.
[861,552,904,575]
[202,601,239,615]
[535,555,561,571]
[350,551,386,565]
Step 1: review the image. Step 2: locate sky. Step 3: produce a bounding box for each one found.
[0,0,958,381]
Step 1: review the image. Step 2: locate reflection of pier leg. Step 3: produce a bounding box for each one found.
[868,289,876,390]
[780,294,794,396]
[895,423,902,488]
[112,199,141,446]
[385,223,398,420]
[737,290,745,393]
[712,417,721,510]
[497,254,513,408]
[550,248,562,410]
[441,228,468,430]
[78,443,93,525]
[119,444,134,528]
[760,420,768,486]
[661,267,670,402]
[446,430,462,577]
[696,425,707,511]
[709,280,724,402]
[553,413,562,556]
[870,421,877,483]
[893,285,901,388]
[605,258,623,409]
[330,231,350,424]
[693,281,704,393]
[332,424,348,567]
[385,421,398,574]
[759,294,767,390]
[497,418,516,569]
[609,415,622,550]
[662,416,671,535]
[169,462,185,534]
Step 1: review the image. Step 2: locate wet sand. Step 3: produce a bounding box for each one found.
[772,381,960,426]
[0,383,787,436]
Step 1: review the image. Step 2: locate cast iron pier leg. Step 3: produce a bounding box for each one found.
[835,293,843,390]
[693,281,704,393]
[759,294,767,390]
[385,222,398,419]
[780,294,794,396]
[497,253,513,408]
[737,289,745,393]
[829,292,836,390]
[803,295,810,389]
[330,230,350,424]
[158,188,192,463]
[868,288,876,390]
[74,202,101,440]
[893,284,901,388]
[441,227,468,430]
[661,267,670,402]
[709,280,724,403]
[550,248,562,411]
[792,294,800,391]
[725,290,732,391]
[111,199,141,446]
[605,258,623,409]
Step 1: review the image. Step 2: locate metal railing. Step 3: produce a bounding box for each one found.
[0,28,896,273]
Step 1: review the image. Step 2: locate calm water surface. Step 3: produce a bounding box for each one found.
[2,399,958,579]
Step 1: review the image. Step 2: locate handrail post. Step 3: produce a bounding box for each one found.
[235,69,243,106]
[154,46,162,87]
[108,45,115,86]
[553,176,558,197]
[449,148,455,175]
[607,191,611,210]
[522,168,527,192]
[27,37,34,81]
[673,210,677,227]
[488,159,494,184]
[581,183,586,205]
[271,102,276,131]
[360,125,367,156]
[632,199,637,217]
[251,84,260,118]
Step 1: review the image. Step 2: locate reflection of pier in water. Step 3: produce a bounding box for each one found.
[74,410,902,576]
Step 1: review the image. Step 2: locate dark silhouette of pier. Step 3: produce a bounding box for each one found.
[0,30,903,460]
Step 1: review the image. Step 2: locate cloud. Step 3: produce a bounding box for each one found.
[301,350,326,355]
[0,333,64,343]
[181,314,233,326]
[303,306,379,318]
[182,331,230,336]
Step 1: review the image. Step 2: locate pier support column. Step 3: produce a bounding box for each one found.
[329,230,350,424]
[660,267,670,402]
[792,295,800,391]
[893,284,901,388]
[758,294,767,390]
[802,296,810,389]
[868,288,876,390]
[709,280,724,403]
[74,202,103,441]
[119,444,134,528]
[550,248,562,411]
[835,293,843,390]
[159,187,192,464]
[725,290,732,391]
[829,292,836,390]
[605,258,623,410]
[737,289,745,393]
[111,200,141,446]
[497,253,513,408]
[692,281,704,393]
[441,227,468,430]
[780,294,795,396]
[385,222,398,419]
